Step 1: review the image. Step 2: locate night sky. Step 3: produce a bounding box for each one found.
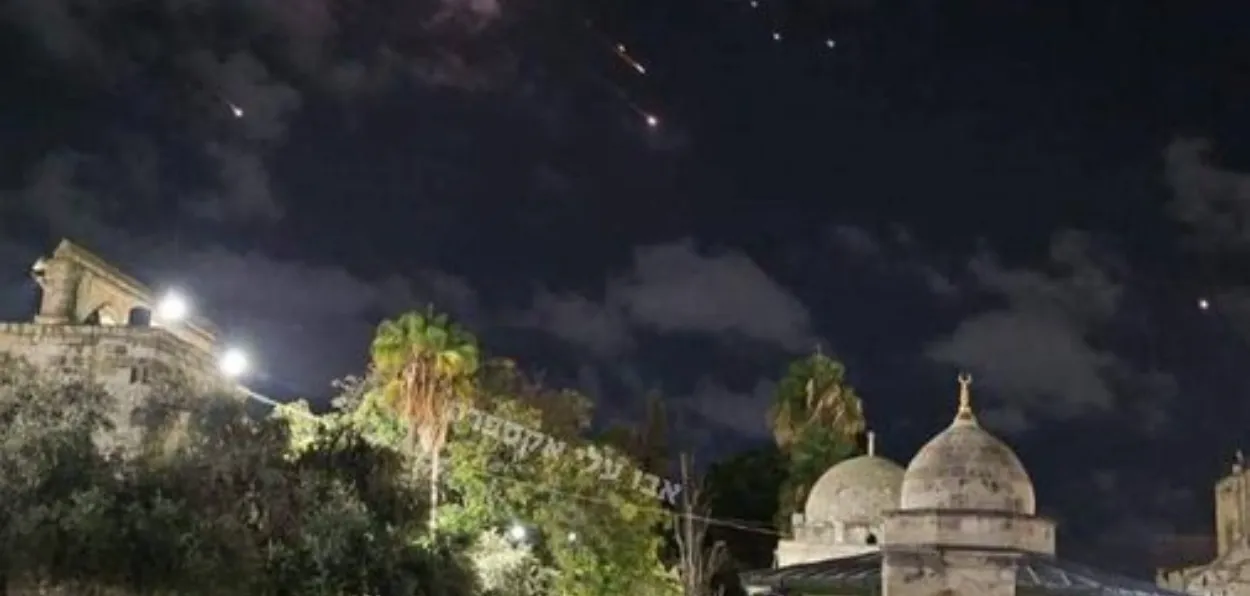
[2,0,1249,575]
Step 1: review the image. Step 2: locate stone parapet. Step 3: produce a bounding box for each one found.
[775,539,877,567]
[0,322,227,396]
[0,322,237,454]
[31,240,217,353]
[883,509,1055,555]
[884,549,1022,596]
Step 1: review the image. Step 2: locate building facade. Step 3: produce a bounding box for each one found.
[1158,456,1250,596]
[0,240,238,445]
[777,431,904,566]
[743,376,1185,596]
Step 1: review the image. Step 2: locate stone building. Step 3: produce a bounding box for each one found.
[742,375,1185,596]
[776,431,904,566]
[1157,455,1250,596]
[0,239,239,445]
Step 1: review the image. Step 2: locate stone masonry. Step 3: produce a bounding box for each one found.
[0,239,238,448]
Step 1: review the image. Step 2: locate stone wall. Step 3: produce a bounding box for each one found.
[31,240,216,353]
[775,539,877,567]
[0,322,232,448]
[884,550,1021,596]
[1217,470,1250,557]
[883,509,1056,555]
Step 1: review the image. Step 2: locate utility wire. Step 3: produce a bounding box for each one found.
[236,385,788,538]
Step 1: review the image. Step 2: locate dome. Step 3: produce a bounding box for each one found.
[898,375,1036,515]
[805,434,904,525]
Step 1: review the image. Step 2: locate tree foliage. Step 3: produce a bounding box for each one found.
[0,303,706,595]
[766,351,866,528]
[0,353,477,595]
[703,446,787,570]
[370,308,481,521]
[284,352,681,596]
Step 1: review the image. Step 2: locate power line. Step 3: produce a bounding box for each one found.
[484,469,787,538]
[236,386,787,538]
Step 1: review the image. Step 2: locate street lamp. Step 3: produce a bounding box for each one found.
[218,348,250,378]
[507,523,528,543]
[155,291,189,323]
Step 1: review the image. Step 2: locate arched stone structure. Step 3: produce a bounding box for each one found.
[30,240,216,353]
[1,239,242,455]
[127,307,152,327]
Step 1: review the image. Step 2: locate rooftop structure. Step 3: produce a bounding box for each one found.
[743,375,1188,596]
[0,239,241,449]
[1157,455,1250,595]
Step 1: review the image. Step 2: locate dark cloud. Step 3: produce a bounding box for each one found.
[518,239,816,355]
[4,0,517,92]
[613,240,814,348]
[518,290,633,357]
[185,51,302,143]
[1,146,477,399]
[185,143,284,223]
[2,0,534,219]
[3,0,107,68]
[829,224,882,257]
[670,376,775,441]
[1058,468,1200,573]
[826,223,959,298]
[138,246,478,396]
[1164,137,1250,250]
[926,230,1174,433]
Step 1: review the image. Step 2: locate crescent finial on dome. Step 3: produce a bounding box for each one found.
[956,373,976,422]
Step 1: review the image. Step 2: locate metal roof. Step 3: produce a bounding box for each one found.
[740,550,1191,596]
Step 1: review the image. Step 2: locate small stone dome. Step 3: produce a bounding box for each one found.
[898,375,1036,515]
[805,433,904,525]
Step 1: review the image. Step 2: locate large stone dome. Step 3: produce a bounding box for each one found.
[898,375,1036,515]
[805,442,904,525]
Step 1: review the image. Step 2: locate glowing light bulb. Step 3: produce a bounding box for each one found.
[645,114,659,128]
[772,31,782,41]
[508,523,527,542]
[219,348,249,378]
[1199,298,1211,311]
[155,291,189,323]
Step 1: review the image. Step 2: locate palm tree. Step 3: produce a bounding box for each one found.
[370,307,480,528]
[766,351,864,450]
[766,350,865,526]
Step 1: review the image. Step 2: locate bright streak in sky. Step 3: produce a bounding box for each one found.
[614,43,648,75]
[227,101,243,118]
